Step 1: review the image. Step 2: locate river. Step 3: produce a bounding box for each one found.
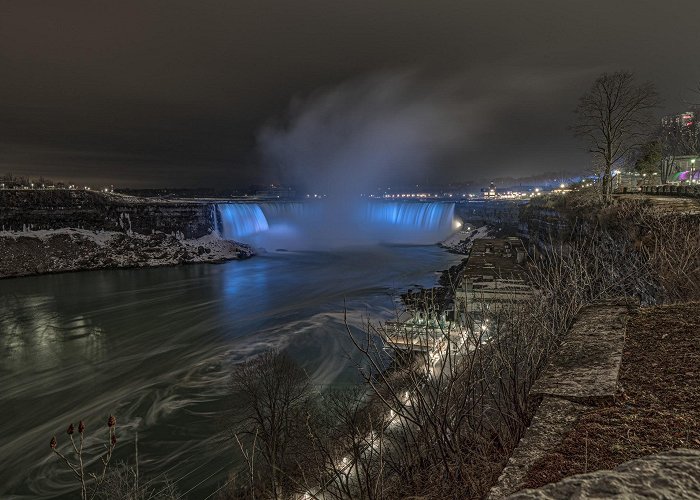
[0,245,463,498]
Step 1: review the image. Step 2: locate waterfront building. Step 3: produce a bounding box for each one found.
[454,237,532,313]
[382,237,532,354]
[383,311,458,352]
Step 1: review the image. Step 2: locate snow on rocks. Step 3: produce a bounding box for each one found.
[440,225,491,254]
[0,228,254,278]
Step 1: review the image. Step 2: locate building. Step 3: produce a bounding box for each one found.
[454,237,532,313]
[483,181,497,198]
[669,155,700,183]
[383,311,457,352]
[383,237,532,354]
[661,110,696,130]
[661,109,699,156]
[671,155,699,173]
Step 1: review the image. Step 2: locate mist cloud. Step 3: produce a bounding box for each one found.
[257,71,488,195]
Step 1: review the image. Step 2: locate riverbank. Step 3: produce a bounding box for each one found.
[0,229,254,278]
[401,225,491,310]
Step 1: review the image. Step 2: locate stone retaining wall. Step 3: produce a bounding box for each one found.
[487,299,637,499]
[642,184,700,197]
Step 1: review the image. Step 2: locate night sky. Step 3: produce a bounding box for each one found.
[1,1,699,188]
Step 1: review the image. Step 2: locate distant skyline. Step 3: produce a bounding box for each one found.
[1,1,700,188]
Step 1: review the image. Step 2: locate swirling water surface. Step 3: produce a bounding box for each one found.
[0,246,462,498]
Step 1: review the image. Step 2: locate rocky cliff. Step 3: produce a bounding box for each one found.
[0,190,252,278]
[0,190,214,238]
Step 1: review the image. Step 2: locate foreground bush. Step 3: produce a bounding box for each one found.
[47,416,179,500]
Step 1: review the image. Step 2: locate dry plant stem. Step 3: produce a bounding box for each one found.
[51,448,81,480]
[69,433,88,499]
[88,427,116,500]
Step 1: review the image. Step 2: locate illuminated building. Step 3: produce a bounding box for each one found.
[661,109,699,154]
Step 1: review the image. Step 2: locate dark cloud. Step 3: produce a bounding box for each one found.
[1,0,699,187]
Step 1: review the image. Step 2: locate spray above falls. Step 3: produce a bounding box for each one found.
[224,71,476,250]
[257,71,483,198]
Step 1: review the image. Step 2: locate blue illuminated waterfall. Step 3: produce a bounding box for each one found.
[218,204,269,239]
[364,202,455,234]
[217,201,456,249]
[258,202,310,224]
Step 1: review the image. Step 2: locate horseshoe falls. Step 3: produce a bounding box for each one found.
[216,201,457,249]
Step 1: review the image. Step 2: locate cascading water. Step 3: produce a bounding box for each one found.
[365,202,455,235]
[216,201,457,249]
[218,204,269,239]
[258,202,309,223]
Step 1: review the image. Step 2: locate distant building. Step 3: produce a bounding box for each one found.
[454,237,531,313]
[661,109,699,155]
[669,155,700,183]
[671,155,699,172]
[254,185,296,200]
[661,110,696,129]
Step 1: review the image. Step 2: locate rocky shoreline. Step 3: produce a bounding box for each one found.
[400,225,491,310]
[0,229,254,279]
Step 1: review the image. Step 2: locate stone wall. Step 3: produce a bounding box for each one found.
[0,190,215,239]
[642,184,700,197]
[508,449,700,499]
[487,299,637,499]
[454,200,526,229]
[517,203,573,255]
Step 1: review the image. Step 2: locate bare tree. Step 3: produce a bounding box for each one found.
[659,124,682,184]
[228,350,314,499]
[573,71,659,200]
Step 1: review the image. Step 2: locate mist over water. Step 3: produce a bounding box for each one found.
[243,72,477,250]
[258,71,482,196]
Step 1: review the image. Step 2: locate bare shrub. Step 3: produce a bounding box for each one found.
[304,286,572,499]
[48,417,117,500]
[631,206,700,302]
[47,419,180,500]
[96,462,179,500]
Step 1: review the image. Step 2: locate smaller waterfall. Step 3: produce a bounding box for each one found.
[218,204,269,240]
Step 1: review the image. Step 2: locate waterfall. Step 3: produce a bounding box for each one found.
[217,204,269,240]
[259,202,310,224]
[363,202,454,234]
[216,201,456,248]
